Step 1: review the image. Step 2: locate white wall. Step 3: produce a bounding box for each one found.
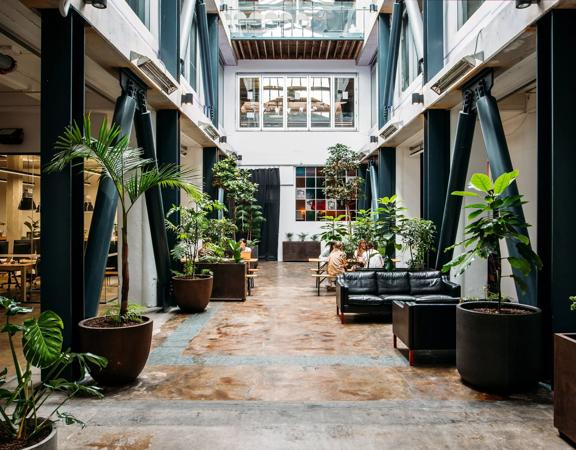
[223,61,372,260]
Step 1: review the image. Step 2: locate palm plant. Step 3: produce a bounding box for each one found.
[46,115,198,321]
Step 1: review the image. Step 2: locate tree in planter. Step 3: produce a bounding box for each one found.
[323,143,363,233]
[402,218,436,271]
[0,297,106,446]
[373,195,406,271]
[442,170,541,311]
[46,116,198,322]
[319,214,348,243]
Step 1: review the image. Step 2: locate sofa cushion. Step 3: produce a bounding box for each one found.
[348,295,388,306]
[376,271,410,295]
[343,272,376,295]
[381,295,416,303]
[409,271,443,295]
[413,295,460,304]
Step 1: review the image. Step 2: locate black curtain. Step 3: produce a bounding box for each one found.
[250,168,280,261]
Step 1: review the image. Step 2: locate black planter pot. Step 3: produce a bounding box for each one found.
[456,301,542,392]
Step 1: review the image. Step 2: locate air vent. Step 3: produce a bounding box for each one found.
[380,121,402,140]
[409,143,424,158]
[431,54,483,95]
[131,52,178,95]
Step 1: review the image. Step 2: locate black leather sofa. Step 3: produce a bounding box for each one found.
[335,270,460,323]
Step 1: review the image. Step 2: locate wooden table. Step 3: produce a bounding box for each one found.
[0,261,36,301]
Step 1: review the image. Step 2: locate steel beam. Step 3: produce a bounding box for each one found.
[180,0,198,61]
[358,164,369,211]
[377,147,396,199]
[40,9,85,357]
[203,147,219,202]
[423,109,450,266]
[197,0,215,121]
[135,104,174,310]
[378,14,390,129]
[368,163,379,212]
[382,0,404,124]
[159,0,180,79]
[435,93,476,270]
[208,14,220,126]
[423,0,443,82]
[405,0,423,63]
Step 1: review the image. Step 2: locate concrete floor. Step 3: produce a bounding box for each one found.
[6,262,569,449]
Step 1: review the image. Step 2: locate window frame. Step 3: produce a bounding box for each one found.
[237,73,358,131]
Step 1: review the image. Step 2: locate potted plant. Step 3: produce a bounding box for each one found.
[297,232,308,242]
[285,232,294,242]
[402,218,436,271]
[443,170,542,392]
[0,297,106,449]
[166,195,222,313]
[46,116,197,385]
[554,296,576,443]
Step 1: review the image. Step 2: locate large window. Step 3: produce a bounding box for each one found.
[126,0,150,28]
[239,77,260,128]
[295,166,357,222]
[400,13,421,91]
[187,13,198,90]
[458,0,485,28]
[238,74,357,130]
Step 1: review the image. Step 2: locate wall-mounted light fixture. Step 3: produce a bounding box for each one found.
[515,0,539,9]
[369,3,378,12]
[84,0,107,9]
[220,3,228,12]
[370,136,378,143]
[411,93,424,104]
[219,136,227,143]
[0,54,16,75]
[181,93,194,104]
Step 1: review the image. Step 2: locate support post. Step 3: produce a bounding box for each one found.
[84,92,136,317]
[203,147,219,202]
[368,163,379,212]
[423,109,450,266]
[159,0,180,79]
[382,0,404,125]
[377,147,396,199]
[156,110,181,256]
[435,92,476,270]
[405,0,423,63]
[358,164,369,211]
[180,0,198,61]
[208,14,220,126]
[135,103,174,310]
[378,13,390,129]
[423,0,444,82]
[197,0,215,121]
[40,10,85,356]
[476,88,537,306]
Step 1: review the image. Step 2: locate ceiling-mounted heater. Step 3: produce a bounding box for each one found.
[130,52,178,95]
[380,120,402,140]
[409,143,424,158]
[431,53,483,95]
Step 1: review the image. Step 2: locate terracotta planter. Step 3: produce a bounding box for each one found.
[282,241,321,261]
[196,263,247,301]
[172,275,213,312]
[554,333,576,444]
[456,301,542,392]
[79,316,153,385]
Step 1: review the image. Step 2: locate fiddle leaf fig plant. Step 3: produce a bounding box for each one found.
[402,218,436,271]
[442,170,542,312]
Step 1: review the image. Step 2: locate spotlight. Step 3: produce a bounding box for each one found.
[515,0,538,9]
[84,0,107,9]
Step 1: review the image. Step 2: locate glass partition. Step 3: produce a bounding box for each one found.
[335,77,354,128]
[287,77,308,128]
[263,76,285,128]
[310,77,331,128]
[239,77,260,128]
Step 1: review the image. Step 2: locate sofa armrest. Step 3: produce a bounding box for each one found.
[336,276,348,309]
[441,277,461,298]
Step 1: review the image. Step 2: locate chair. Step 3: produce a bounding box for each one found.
[13,240,32,255]
[0,241,8,254]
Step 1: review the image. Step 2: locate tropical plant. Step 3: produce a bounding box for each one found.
[442,170,541,311]
[23,217,40,240]
[570,296,576,312]
[319,214,348,243]
[46,115,199,321]
[402,218,436,270]
[224,238,243,263]
[323,143,363,233]
[165,195,224,278]
[310,234,319,242]
[297,232,308,242]
[373,195,406,271]
[285,232,294,242]
[353,209,377,245]
[0,297,107,445]
[203,217,237,247]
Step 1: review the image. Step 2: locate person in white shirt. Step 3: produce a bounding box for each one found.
[240,238,251,253]
[364,243,384,269]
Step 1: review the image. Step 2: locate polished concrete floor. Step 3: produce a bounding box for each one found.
[4,263,569,448]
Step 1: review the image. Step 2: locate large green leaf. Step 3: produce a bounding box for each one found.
[451,191,478,197]
[493,170,518,195]
[22,311,63,368]
[469,173,493,193]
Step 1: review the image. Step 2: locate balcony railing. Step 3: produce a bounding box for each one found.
[223,1,369,40]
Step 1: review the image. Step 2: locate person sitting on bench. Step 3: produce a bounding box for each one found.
[326,241,347,288]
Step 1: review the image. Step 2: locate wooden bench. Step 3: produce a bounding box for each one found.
[246,273,257,295]
[310,273,336,296]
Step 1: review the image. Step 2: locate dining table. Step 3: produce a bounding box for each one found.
[0,260,37,301]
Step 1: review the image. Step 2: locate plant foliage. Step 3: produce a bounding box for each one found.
[402,218,436,270]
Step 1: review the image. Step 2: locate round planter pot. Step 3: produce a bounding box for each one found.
[172,275,213,313]
[26,424,57,450]
[78,316,153,386]
[456,301,542,392]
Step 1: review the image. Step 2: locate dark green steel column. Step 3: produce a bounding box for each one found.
[40,10,85,352]
[423,109,450,265]
[197,0,215,121]
[208,14,220,126]
[157,110,181,282]
[135,107,174,309]
[435,104,476,270]
[382,0,403,125]
[378,14,390,129]
[84,94,136,318]
[203,147,218,202]
[476,93,537,307]
[423,0,444,82]
[358,164,369,211]
[377,147,395,199]
[159,0,180,79]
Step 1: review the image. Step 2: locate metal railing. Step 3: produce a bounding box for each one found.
[223,1,369,39]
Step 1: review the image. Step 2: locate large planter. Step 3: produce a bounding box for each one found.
[0,421,57,450]
[456,301,542,392]
[79,316,153,385]
[554,333,576,444]
[282,241,321,262]
[172,275,213,312]
[196,263,247,301]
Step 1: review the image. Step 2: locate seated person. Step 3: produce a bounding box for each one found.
[239,238,251,253]
[326,241,347,286]
[354,239,367,261]
[364,243,384,269]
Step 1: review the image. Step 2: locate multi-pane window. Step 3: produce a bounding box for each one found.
[370,63,377,127]
[458,0,485,28]
[239,77,260,128]
[126,0,150,28]
[238,74,357,130]
[295,166,358,222]
[187,13,198,90]
[400,13,421,91]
